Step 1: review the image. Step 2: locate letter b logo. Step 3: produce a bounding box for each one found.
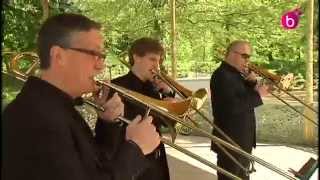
[281,8,302,30]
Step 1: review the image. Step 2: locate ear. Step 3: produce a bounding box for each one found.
[50,46,66,67]
[132,54,141,65]
[225,53,230,61]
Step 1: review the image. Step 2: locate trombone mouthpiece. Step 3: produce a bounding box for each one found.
[151,68,161,74]
[151,69,161,80]
[93,77,104,86]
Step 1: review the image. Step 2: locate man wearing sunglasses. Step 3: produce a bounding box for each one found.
[2,13,161,180]
[210,40,270,180]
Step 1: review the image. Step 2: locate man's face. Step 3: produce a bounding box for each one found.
[61,29,105,96]
[132,52,161,81]
[227,44,251,73]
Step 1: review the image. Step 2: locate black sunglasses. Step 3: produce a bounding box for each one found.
[63,47,106,60]
[233,51,251,59]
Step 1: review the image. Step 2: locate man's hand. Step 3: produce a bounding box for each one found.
[152,77,172,94]
[94,81,124,122]
[255,83,271,97]
[98,93,124,122]
[244,71,257,82]
[126,115,160,155]
[94,80,110,105]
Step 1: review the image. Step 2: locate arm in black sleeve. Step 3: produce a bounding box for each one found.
[212,72,262,116]
[245,79,257,88]
[100,140,149,180]
[161,90,176,98]
[246,83,263,108]
[95,119,150,180]
[3,109,92,180]
[95,118,126,160]
[243,77,263,108]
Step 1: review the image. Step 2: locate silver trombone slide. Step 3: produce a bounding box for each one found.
[95,80,297,180]
[83,99,241,180]
[117,116,242,180]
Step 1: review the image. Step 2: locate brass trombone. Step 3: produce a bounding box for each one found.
[117,58,208,106]
[9,52,40,81]
[117,58,211,125]
[94,80,296,180]
[4,52,301,179]
[114,58,301,178]
[116,58,258,174]
[248,63,318,126]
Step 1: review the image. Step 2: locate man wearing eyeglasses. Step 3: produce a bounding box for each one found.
[2,13,161,180]
[210,40,270,180]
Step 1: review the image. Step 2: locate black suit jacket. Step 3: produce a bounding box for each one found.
[210,62,263,153]
[2,76,148,180]
[95,71,171,180]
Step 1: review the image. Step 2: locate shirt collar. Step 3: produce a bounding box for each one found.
[128,71,154,90]
[22,76,75,107]
[221,61,241,74]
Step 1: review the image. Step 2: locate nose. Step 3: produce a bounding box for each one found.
[154,60,160,69]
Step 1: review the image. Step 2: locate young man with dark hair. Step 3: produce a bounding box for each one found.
[96,37,176,180]
[2,14,160,180]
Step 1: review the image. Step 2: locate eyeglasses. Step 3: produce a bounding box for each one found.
[63,47,106,60]
[233,51,251,59]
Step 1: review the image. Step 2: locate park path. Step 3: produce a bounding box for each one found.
[165,134,318,180]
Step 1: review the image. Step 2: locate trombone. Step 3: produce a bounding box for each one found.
[94,80,296,180]
[4,52,301,179]
[117,58,258,174]
[248,63,318,126]
[117,58,212,126]
[116,58,207,105]
[114,58,300,178]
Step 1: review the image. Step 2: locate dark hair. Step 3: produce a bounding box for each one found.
[128,37,164,65]
[225,40,251,56]
[37,13,101,69]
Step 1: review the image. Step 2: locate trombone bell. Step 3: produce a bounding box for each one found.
[279,73,294,90]
[191,88,208,110]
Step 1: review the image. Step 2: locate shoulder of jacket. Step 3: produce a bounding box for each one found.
[112,74,129,84]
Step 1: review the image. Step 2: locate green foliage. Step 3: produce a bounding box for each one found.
[2,0,82,105]
[2,0,318,81]
[3,0,41,52]
[69,0,318,80]
[2,0,82,53]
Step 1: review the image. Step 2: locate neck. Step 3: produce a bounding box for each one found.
[225,59,242,73]
[224,59,233,68]
[41,70,77,98]
[131,66,147,82]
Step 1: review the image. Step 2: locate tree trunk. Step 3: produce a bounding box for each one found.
[303,0,316,145]
[170,0,177,79]
[41,0,49,23]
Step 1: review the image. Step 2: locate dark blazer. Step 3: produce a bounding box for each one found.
[210,62,263,153]
[95,71,171,180]
[2,76,148,180]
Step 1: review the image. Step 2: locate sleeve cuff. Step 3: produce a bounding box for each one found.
[162,90,176,98]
